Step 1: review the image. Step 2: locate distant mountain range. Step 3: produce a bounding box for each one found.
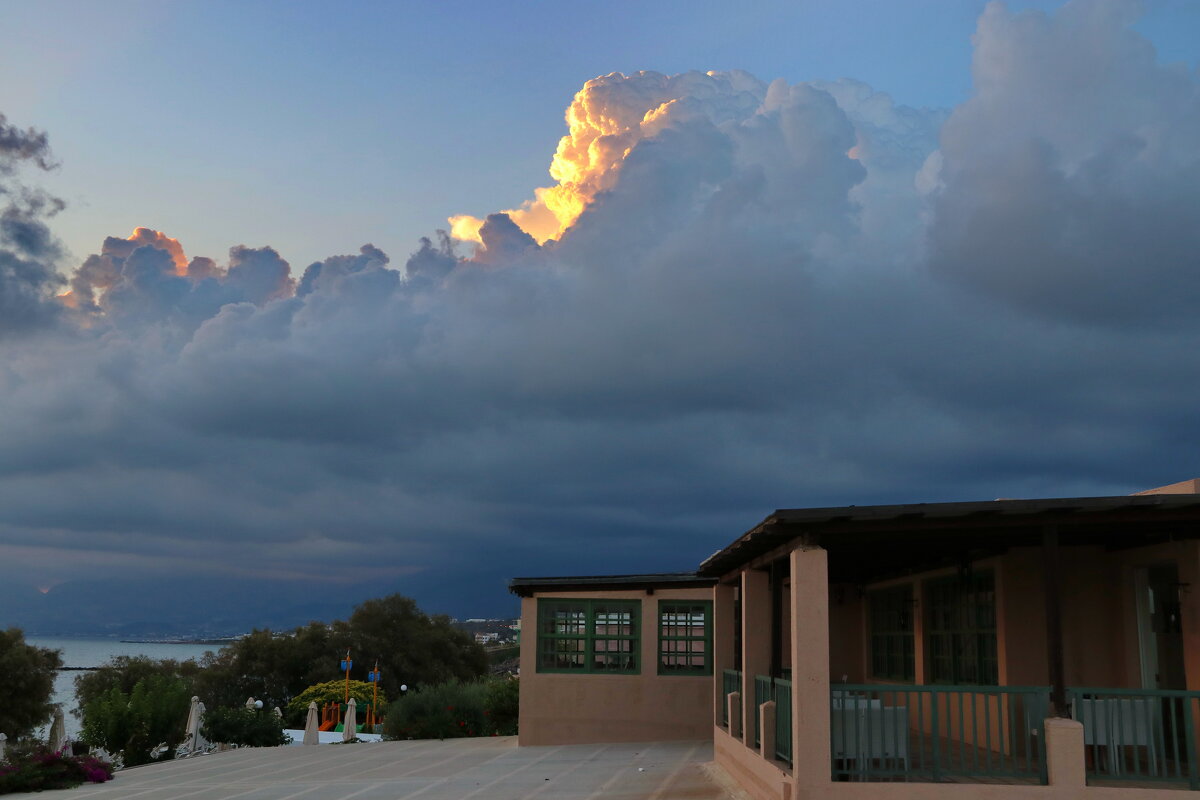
[0,571,519,637]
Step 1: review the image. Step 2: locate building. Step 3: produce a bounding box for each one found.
[510,572,716,745]
[514,480,1200,799]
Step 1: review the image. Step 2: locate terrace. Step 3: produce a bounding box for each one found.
[702,490,1200,799]
[44,737,729,800]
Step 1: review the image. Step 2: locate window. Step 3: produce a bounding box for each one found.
[868,585,914,681]
[658,600,712,675]
[537,599,639,674]
[925,570,997,685]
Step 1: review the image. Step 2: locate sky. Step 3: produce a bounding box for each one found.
[1,0,1199,624]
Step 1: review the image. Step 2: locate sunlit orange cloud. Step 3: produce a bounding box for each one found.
[450,74,667,246]
[125,227,188,274]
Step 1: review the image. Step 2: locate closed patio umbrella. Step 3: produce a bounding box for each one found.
[183,696,200,756]
[303,701,319,745]
[342,698,357,742]
[48,706,66,753]
[195,702,208,752]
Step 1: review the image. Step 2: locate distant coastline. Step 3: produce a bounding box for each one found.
[119,638,239,645]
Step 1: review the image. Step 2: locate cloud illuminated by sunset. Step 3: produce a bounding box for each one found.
[449,72,701,246]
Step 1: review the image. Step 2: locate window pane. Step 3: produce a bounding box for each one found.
[868,585,914,681]
[657,601,711,675]
[924,571,997,685]
[536,598,640,674]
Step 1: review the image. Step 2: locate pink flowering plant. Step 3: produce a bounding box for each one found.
[0,742,113,794]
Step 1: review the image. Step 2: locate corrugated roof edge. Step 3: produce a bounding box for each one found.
[508,572,716,596]
[698,492,1200,578]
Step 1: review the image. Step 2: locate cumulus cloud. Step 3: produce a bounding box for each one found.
[0,0,1198,620]
[928,0,1200,325]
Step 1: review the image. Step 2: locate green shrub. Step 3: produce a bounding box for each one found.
[483,678,519,736]
[79,674,191,768]
[383,681,487,740]
[285,680,386,727]
[201,707,291,748]
[0,742,112,794]
[75,655,202,715]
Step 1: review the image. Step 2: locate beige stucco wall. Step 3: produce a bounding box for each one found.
[517,586,714,746]
[824,540,1200,693]
[828,583,864,683]
[715,541,1200,800]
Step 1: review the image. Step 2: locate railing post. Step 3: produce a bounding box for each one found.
[728,691,742,739]
[1186,694,1199,790]
[761,700,777,761]
[931,691,941,782]
[1044,717,1086,787]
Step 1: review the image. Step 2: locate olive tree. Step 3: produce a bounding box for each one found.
[0,628,62,740]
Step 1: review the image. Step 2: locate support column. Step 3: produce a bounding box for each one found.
[790,545,831,788]
[1043,525,1068,717]
[1179,541,1200,692]
[713,582,737,728]
[742,568,771,748]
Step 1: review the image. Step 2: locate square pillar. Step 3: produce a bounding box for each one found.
[742,568,771,747]
[760,700,777,760]
[713,582,737,728]
[727,691,743,739]
[1044,718,1086,786]
[790,546,831,788]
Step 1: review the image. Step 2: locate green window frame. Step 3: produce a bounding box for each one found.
[537,598,640,674]
[868,585,915,681]
[924,570,998,685]
[658,600,712,676]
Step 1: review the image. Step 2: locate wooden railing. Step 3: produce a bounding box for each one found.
[830,684,1049,783]
[722,669,741,729]
[1069,687,1200,789]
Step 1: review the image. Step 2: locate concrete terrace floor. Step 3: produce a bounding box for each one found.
[49,737,739,800]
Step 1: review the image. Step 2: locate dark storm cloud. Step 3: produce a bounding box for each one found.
[0,115,63,336]
[0,113,54,173]
[0,0,1198,621]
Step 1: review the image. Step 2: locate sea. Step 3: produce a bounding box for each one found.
[27,636,224,739]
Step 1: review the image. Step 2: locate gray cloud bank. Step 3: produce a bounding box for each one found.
[1,0,1199,620]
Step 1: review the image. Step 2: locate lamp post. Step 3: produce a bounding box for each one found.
[368,661,381,728]
[340,650,353,704]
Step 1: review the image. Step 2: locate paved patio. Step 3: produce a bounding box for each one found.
[50,737,738,800]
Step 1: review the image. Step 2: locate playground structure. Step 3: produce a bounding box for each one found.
[316,652,387,733]
[317,700,385,732]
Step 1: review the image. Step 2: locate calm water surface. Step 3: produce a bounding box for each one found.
[27,637,221,738]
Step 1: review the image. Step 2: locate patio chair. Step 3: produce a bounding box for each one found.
[1073,696,1161,776]
[831,702,910,775]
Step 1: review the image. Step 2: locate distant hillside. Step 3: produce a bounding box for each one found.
[0,572,521,638]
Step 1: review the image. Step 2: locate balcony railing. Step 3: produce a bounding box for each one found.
[722,669,741,729]
[754,675,771,748]
[774,678,792,765]
[830,684,1049,783]
[751,675,793,765]
[1069,687,1200,789]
